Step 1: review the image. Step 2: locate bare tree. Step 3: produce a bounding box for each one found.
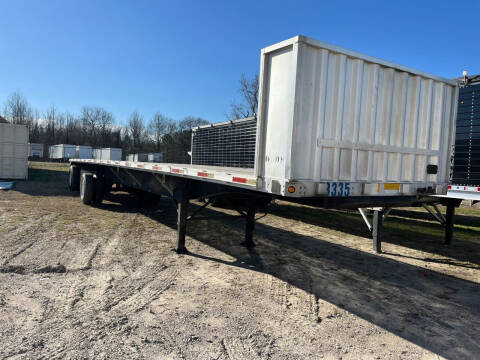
[128,111,145,150]
[178,116,209,131]
[81,106,99,145]
[227,73,259,120]
[148,112,170,152]
[65,112,78,144]
[98,108,114,147]
[45,105,57,143]
[4,91,33,125]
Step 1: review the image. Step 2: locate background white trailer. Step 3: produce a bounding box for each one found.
[101,148,122,161]
[147,153,163,162]
[29,143,44,158]
[93,148,122,161]
[49,144,76,159]
[0,123,28,179]
[75,146,92,159]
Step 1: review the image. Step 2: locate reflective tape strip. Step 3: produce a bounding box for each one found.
[377,183,400,192]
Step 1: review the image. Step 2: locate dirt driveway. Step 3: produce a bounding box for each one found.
[0,162,479,359]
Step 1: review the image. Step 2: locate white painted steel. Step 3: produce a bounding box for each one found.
[0,123,28,179]
[71,158,257,190]
[255,36,458,197]
[444,185,480,201]
[29,143,44,157]
[49,144,76,159]
[75,146,92,159]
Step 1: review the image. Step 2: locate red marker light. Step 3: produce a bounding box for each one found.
[233,177,247,183]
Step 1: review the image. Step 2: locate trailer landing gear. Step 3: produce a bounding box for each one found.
[174,195,261,254]
[359,199,462,254]
[358,208,389,254]
[443,199,462,245]
[176,198,189,254]
[240,198,256,248]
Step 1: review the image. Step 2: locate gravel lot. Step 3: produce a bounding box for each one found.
[0,162,479,359]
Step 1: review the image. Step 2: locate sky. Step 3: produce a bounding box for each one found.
[1,0,479,125]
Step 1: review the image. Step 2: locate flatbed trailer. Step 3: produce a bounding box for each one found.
[69,35,462,253]
[69,158,460,254]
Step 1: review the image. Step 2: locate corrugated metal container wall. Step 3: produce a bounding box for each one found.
[0,123,28,179]
[256,36,458,197]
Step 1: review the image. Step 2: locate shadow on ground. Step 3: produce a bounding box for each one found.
[17,167,480,358]
[98,192,480,359]
[267,202,480,269]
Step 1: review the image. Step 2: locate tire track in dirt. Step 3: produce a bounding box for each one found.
[264,274,320,322]
[1,213,57,265]
[222,330,276,360]
[105,265,177,315]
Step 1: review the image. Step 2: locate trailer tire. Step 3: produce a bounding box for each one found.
[94,176,105,204]
[80,171,95,205]
[69,165,80,191]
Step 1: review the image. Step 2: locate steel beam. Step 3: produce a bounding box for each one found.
[445,203,455,245]
[241,198,256,247]
[176,198,189,254]
[372,209,383,254]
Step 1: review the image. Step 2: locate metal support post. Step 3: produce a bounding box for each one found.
[241,198,256,247]
[176,198,189,254]
[372,209,383,254]
[445,202,455,245]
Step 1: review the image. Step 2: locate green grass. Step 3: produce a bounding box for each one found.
[28,161,69,182]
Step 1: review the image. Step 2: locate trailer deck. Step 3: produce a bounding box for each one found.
[73,158,257,188]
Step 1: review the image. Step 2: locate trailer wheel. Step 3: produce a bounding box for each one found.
[94,176,105,204]
[80,171,95,205]
[68,165,80,190]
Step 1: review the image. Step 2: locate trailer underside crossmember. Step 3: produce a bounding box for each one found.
[70,162,465,257]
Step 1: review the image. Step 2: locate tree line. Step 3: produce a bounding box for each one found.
[1,73,258,163]
[1,92,209,163]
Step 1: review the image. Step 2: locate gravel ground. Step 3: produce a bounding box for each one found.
[0,162,479,359]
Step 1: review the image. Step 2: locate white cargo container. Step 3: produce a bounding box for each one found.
[101,148,122,161]
[29,143,44,158]
[75,145,92,159]
[0,123,28,179]
[49,144,76,159]
[92,149,101,159]
[148,153,163,162]
[92,148,122,161]
[255,36,458,197]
